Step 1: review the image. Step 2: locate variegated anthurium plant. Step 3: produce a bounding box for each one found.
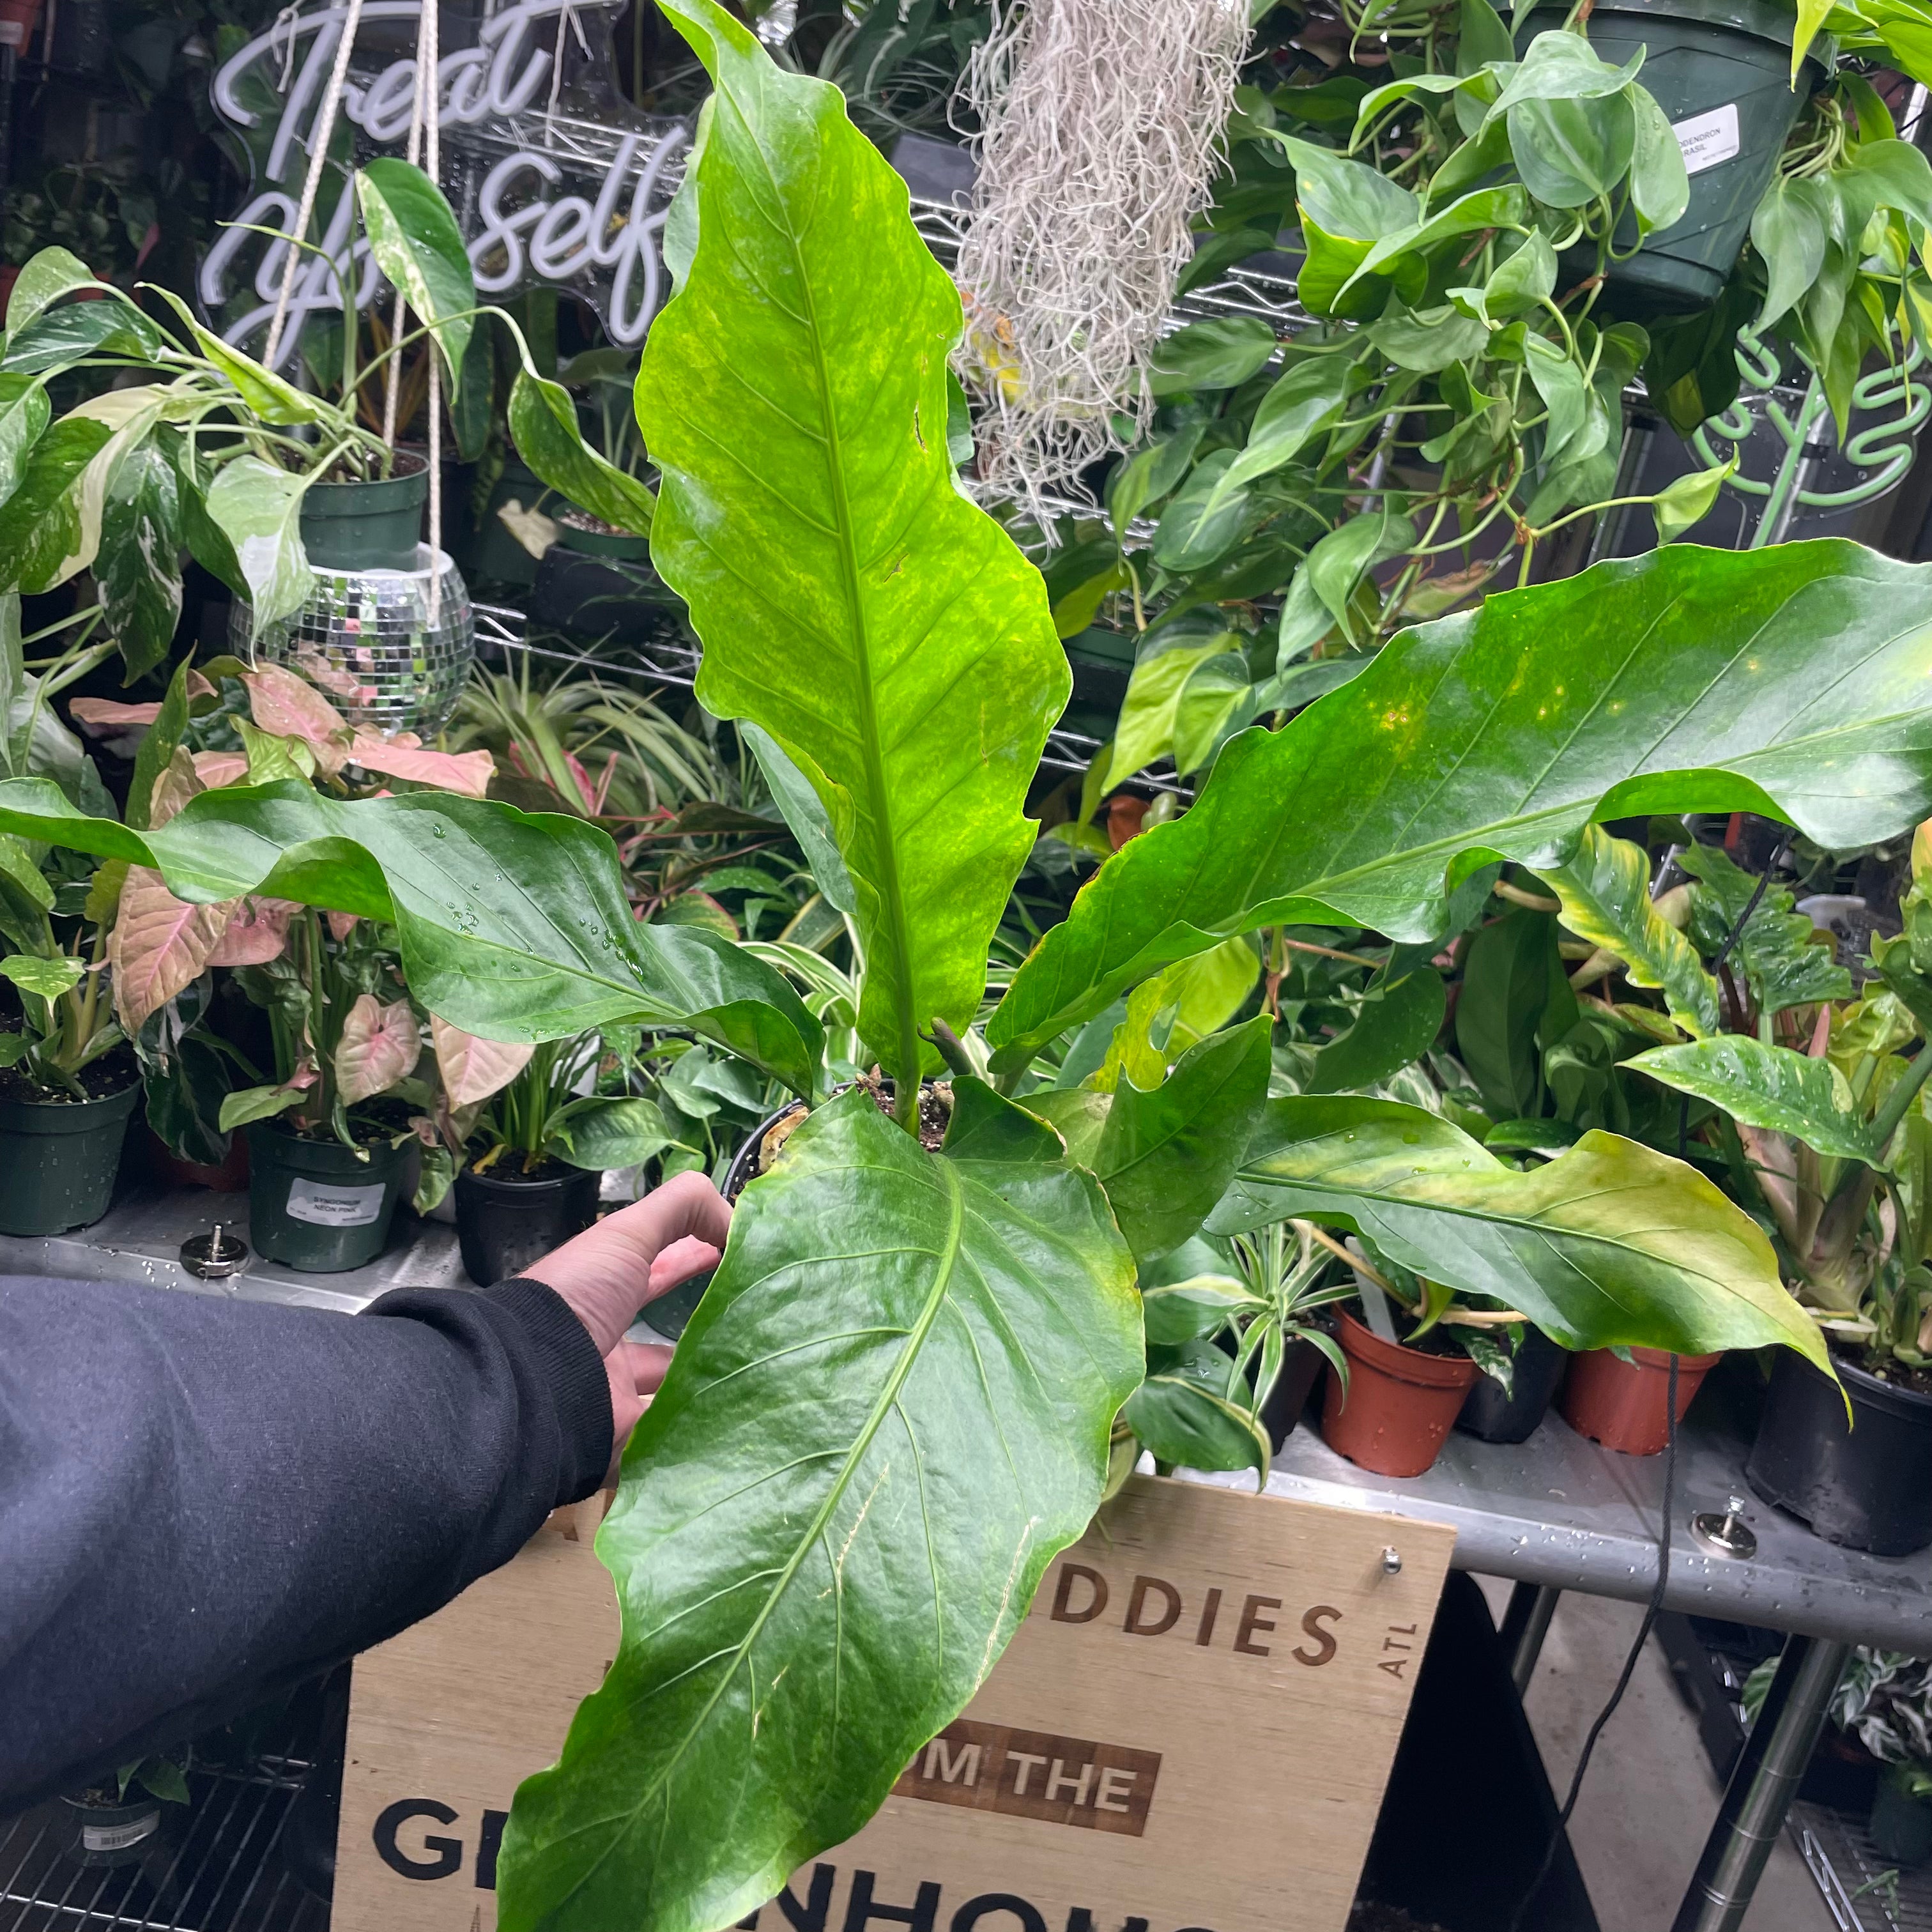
[4,4,1932,1926]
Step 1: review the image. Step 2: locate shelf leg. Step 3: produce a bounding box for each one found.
[1499,1582,1561,1696]
[1669,1633,1850,1932]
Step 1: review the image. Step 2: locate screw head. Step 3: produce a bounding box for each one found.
[1381,1546,1402,1575]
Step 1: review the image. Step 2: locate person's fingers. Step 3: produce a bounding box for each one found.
[526,1172,732,1354]
[618,1338,675,1396]
[647,1236,721,1299]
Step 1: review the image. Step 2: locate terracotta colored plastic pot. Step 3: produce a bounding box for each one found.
[147,1126,249,1192]
[1321,1310,1480,1478]
[1559,1346,1721,1455]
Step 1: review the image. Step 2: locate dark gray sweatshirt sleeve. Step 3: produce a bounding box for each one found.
[0,1272,611,1810]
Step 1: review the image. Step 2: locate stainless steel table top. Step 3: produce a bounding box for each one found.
[1187,1371,1932,1653]
[13,1186,1930,1652]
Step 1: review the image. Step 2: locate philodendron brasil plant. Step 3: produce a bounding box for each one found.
[0,164,652,660]
[8,7,1932,1926]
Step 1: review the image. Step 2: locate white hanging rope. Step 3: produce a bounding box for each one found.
[264,0,367,371]
[422,0,442,624]
[378,7,431,449]
[954,0,1251,519]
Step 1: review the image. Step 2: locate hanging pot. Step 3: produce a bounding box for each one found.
[59,1791,163,1868]
[1518,0,1828,314]
[1559,1346,1721,1455]
[1746,1347,1932,1557]
[1870,1765,1932,1868]
[298,451,428,571]
[1320,1309,1480,1478]
[454,1159,601,1286]
[245,1123,410,1273]
[1456,1326,1570,1446]
[0,1077,140,1236]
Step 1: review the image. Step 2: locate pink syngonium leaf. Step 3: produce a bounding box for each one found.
[430,1014,533,1108]
[294,650,376,704]
[208,897,299,966]
[335,995,422,1105]
[192,751,250,790]
[327,912,360,942]
[243,664,351,776]
[109,868,234,1032]
[346,733,496,799]
[150,748,203,828]
[70,698,162,734]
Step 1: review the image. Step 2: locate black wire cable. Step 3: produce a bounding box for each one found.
[1506,829,1788,1931]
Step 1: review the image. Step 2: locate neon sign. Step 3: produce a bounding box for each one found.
[202,0,689,371]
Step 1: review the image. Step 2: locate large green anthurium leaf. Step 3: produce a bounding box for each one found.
[355,157,474,386]
[1208,1095,1830,1370]
[634,0,1066,1094]
[1092,1012,1273,1264]
[0,776,822,1091]
[1629,1038,1886,1166]
[991,541,1932,1063]
[497,1082,1141,1932]
[1537,823,1721,1039]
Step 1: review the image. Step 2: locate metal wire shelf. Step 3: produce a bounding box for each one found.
[1800,1802,1932,1931]
[0,1763,326,1932]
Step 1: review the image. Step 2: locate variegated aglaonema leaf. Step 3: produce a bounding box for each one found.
[500,1084,1140,1932]
[991,541,1932,1063]
[1630,1036,1886,1166]
[1208,1096,1830,1371]
[635,0,1065,1096]
[0,776,822,1091]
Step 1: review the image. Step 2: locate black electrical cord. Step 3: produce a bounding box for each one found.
[1506,828,1790,1931]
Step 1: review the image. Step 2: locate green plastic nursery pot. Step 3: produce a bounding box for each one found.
[0,1080,139,1236]
[298,451,428,572]
[1521,0,1827,314]
[245,1123,410,1272]
[556,510,651,560]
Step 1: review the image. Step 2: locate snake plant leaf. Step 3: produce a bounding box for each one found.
[355,157,474,386]
[1208,1095,1830,1370]
[1537,824,1721,1039]
[498,1082,1140,1932]
[634,0,1063,1095]
[1629,1038,1887,1166]
[0,776,822,1092]
[990,542,1932,1064]
[1094,1012,1273,1265]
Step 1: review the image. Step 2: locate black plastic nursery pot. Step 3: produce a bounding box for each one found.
[1520,0,1827,314]
[298,450,428,572]
[0,1078,139,1236]
[454,1159,601,1287]
[245,1123,411,1273]
[556,509,651,560]
[1745,1346,1932,1557]
[1455,1325,1570,1445]
[59,1792,162,1869]
[1871,1765,1932,1867]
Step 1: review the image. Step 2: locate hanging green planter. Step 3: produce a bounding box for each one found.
[245,1123,411,1273]
[0,1080,140,1236]
[1521,0,1830,313]
[298,450,429,571]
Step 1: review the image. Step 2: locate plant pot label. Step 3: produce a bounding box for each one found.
[82,1812,158,1854]
[1672,103,1740,177]
[331,1481,1453,1932]
[284,1177,387,1227]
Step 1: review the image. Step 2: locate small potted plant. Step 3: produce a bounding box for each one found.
[61,1752,190,1869]
[1825,1647,1932,1866]
[427,1020,678,1285]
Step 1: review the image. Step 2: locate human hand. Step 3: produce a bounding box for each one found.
[522,1170,730,1478]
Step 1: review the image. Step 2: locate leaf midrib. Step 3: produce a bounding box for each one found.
[791,155,923,1092]
[567,1149,968,1892]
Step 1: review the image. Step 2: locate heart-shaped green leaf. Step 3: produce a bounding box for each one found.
[499,1081,1140,1932]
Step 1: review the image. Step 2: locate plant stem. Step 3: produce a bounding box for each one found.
[1869,1036,1932,1151]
